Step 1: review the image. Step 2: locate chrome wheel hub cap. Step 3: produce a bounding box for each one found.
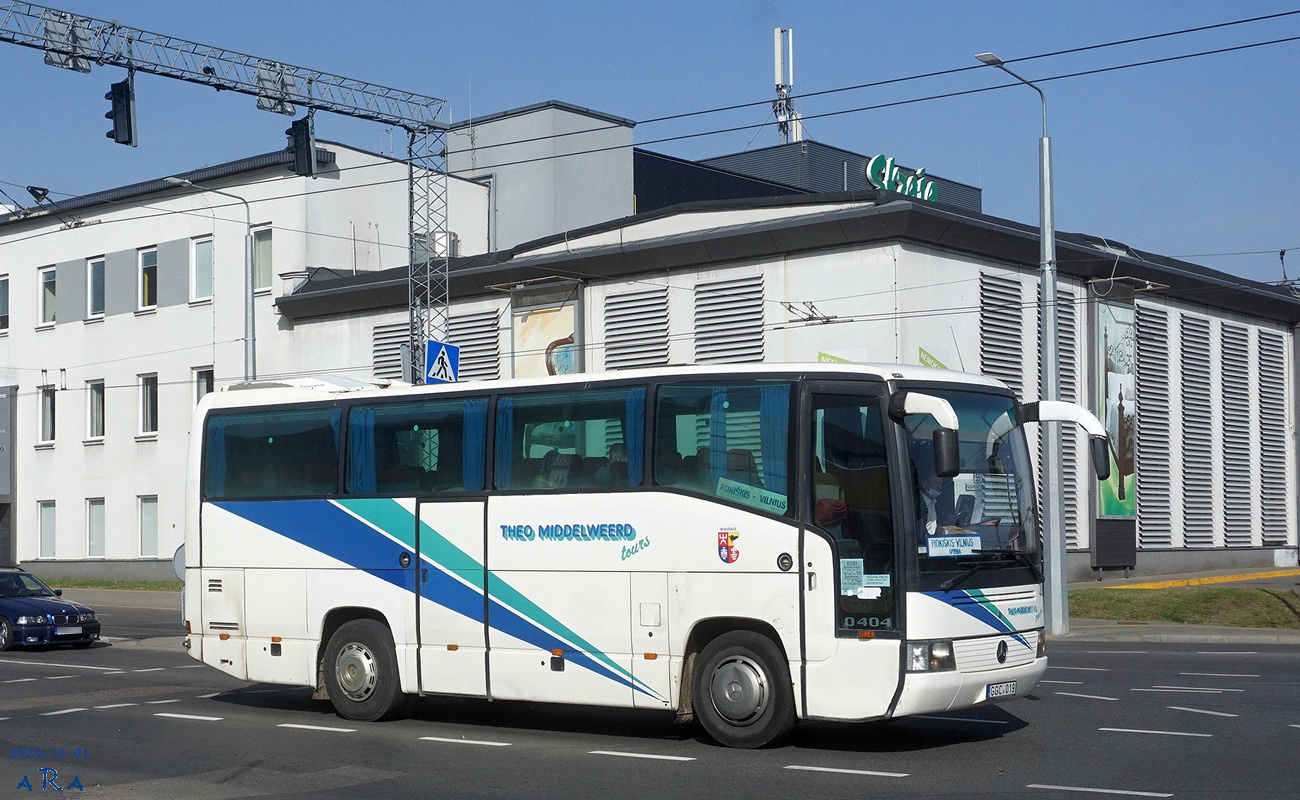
[709,655,769,726]
[335,642,378,702]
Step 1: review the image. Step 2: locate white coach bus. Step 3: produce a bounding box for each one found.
[182,364,1108,748]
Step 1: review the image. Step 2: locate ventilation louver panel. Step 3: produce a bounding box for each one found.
[1180,315,1214,547]
[448,309,501,381]
[694,275,764,364]
[1257,330,1289,546]
[1220,324,1252,547]
[605,287,669,370]
[372,322,408,381]
[980,273,1024,397]
[1135,304,1173,547]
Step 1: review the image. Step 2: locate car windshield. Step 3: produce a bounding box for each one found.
[902,389,1040,590]
[0,573,57,598]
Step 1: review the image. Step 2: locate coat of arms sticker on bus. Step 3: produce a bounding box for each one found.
[717,528,740,564]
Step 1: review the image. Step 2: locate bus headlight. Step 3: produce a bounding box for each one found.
[1037,635,1047,659]
[907,640,956,672]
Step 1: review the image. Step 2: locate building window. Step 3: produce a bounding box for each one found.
[139,248,158,310]
[253,228,272,291]
[139,374,158,434]
[0,275,9,331]
[88,257,105,318]
[39,266,56,324]
[87,498,105,558]
[87,380,105,440]
[139,495,158,557]
[195,368,214,405]
[39,386,56,443]
[192,237,213,301]
[39,500,56,558]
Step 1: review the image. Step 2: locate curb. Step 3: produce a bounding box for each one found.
[1049,620,1300,645]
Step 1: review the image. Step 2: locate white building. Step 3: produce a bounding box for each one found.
[3,101,1297,581]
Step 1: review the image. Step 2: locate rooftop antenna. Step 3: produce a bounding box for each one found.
[773,27,802,145]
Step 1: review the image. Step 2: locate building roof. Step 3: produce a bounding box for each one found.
[448,99,636,130]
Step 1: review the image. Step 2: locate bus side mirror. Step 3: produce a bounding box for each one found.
[1090,436,1111,480]
[933,428,960,478]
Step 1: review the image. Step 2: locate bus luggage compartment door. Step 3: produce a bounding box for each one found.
[416,500,489,698]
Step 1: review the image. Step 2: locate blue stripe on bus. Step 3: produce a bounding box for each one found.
[213,500,655,699]
[922,590,1032,650]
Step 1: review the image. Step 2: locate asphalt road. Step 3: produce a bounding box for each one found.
[1,593,1297,799]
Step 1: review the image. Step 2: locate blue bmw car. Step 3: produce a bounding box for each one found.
[0,568,101,650]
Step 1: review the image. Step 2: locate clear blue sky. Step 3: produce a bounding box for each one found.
[2,1,1297,283]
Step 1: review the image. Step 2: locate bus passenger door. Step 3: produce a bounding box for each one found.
[415,499,489,697]
[801,387,903,720]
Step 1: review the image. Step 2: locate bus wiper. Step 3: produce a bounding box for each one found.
[940,561,1005,591]
[982,548,1044,583]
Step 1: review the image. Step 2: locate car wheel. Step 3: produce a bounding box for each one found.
[0,618,14,652]
[322,619,407,722]
[692,630,795,748]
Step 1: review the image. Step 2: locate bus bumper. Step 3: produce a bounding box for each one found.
[892,655,1047,718]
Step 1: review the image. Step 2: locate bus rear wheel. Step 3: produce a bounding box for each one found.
[322,619,407,722]
[693,631,794,748]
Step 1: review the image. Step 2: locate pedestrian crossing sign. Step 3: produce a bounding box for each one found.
[424,340,460,384]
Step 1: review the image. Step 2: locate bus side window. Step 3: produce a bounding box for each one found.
[346,398,487,495]
[203,408,342,499]
[493,387,646,491]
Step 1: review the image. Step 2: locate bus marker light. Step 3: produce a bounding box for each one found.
[551,649,564,657]
[644,653,658,660]
[271,636,282,643]
[219,633,229,641]
[857,631,876,640]
[185,620,191,634]
[447,644,459,651]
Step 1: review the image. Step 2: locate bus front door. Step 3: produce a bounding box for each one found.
[415,499,489,697]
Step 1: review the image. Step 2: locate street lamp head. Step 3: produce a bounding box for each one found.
[163,177,194,187]
[974,52,1004,67]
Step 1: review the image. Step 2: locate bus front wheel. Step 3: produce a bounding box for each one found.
[322,619,407,722]
[692,631,794,748]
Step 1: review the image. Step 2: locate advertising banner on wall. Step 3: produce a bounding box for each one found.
[1097,300,1136,516]
[513,302,580,378]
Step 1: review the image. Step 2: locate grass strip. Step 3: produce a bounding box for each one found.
[1070,587,1300,629]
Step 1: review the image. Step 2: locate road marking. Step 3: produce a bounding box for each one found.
[196,693,221,699]
[1196,651,1256,655]
[1093,568,1300,590]
[132,668,167,673]
[1155,685,1244,692]
[40,708,87,716]
[1026,783,1172,797]
[588,750,695,762]
[785,765,908,778]
[1086,650,1147,654]
[278,723,357,733]
[45,675,75,680]
[419,736,512,747]
[172,664,206,669]
[1180,672,1258,678]
[0,718,8,722]
[1167,706,1238,718]
[0,658,120,671]
[155,713,223,721]
[914,715,1009,724]
[1054,692,1118,701]
[241,688,279,694]
[147,699,182,705]
[1040,680,1083,685]
[1289,725,1300,729]
[1099,728,1212,738]
[1132,688,1222,694]
[3,678,37,683]
[95,704,138,709]
[1048,666,1109,671]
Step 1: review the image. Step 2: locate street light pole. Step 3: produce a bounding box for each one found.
[975,53,1068,636]
[164,177,257,381]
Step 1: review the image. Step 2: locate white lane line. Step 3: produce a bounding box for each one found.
[278,723,357,733]
[0,718,8,721]
[1054,692,1118,701]
[1168,706,1238,718]
[3,678,37,683]
[155,713,223,721]
[785,765,908,778]
[1099,728,1212,738]
[1154,685,1244,692]
[240,688,279,694]
[1048,666,1109,671]
[1027,783,1172,797]
[0,657,120,671]
[1180,672,1258,678]
[45,676,75,680]
[40,708,88,716]
[588,750,695,762]
[103,672,126,676]
[914,715,1009,725]
[1087,650,1147,654]
[1289,724,1300,729]
[1196,651,1256,655]
[1132,688,1222,694]
[172,665,206,669]
[147,699,182,705]
[420,736,511,748]
[196,693,221,699]
[132,668,166,673]
[1040,680,1083,685]
[94,703,138,709]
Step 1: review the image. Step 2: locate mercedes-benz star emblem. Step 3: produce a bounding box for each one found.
[996,640,1008,664]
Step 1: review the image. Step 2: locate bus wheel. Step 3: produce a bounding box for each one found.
[692,631,794,748]
[322,619,407,722]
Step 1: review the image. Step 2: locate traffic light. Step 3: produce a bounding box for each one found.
[105,75,136,147]
[286,116,315,177]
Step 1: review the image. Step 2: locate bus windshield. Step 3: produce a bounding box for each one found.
[902,389,1039,590]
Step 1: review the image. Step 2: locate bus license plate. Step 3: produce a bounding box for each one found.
[55,626,82,636]
[986,680,1016,700]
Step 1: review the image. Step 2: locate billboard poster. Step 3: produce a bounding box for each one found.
[512,303,580,378]
[1097,301,1135,516]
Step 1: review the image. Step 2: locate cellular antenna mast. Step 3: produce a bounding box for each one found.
[0,2,451,384]
[773,27,802,144]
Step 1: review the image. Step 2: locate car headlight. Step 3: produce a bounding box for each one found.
[15,615,44,625]
[906,640,956,672]
[78,612,96,623]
